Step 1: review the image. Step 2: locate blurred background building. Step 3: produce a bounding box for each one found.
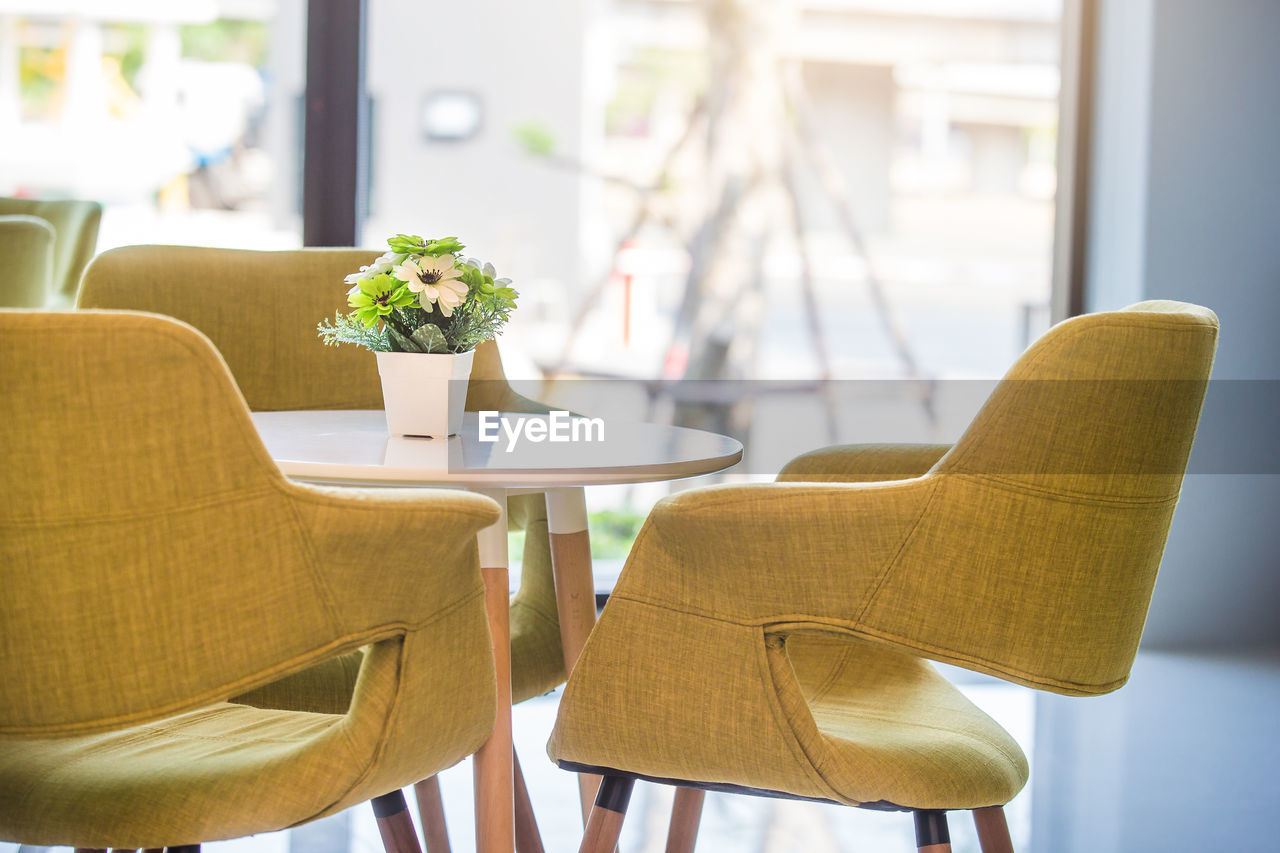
[4,1,1276,852]
[0,0,1060,384]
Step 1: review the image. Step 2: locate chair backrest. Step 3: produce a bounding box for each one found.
[77,244,531,412]
[0,215,55,307]
[937,300,1218,498]
[865,301,1219,695]
[0,197,101,303]
[0,310,341,735]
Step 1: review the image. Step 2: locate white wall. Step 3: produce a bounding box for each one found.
[1083,0,1280,650]
[1033,3,1280,850]
[363,0,590,291]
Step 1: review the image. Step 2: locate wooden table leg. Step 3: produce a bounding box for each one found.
[546,487,601,825]
[474,490,514,853]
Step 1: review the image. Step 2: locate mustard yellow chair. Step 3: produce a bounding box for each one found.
[0,196,102,305]
[549,301,1219,853]
[78,245,566,841]
[0,214,56,306]
[0,309,500,851]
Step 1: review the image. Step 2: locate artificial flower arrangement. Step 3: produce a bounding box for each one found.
[318,234,518,354]
[318,234,519,438]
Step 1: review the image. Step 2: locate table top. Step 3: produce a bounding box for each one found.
[252,410,743,488]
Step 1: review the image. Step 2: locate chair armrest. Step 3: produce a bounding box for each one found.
[610,479,936,627]
[777,443,951,483]
[281,482,503,636]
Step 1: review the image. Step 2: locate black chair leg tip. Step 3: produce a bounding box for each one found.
[913,810,950,846]
[594,775,637,814]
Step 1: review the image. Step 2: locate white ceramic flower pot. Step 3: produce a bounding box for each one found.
[375,349,475,438]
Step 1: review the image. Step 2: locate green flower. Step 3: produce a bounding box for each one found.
[347,273,415,327]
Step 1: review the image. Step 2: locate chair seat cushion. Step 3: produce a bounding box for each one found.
[782,634,1029,810]
[0,702,362,849]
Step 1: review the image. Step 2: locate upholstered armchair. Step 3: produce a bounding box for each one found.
[0,196,102,305]
[78,245,566,844]
[0,310,500,851]
[549,301,1219,853]
[0,214,55,306]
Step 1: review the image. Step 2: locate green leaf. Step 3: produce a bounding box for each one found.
[387,327,422,353]
[387,234,426,253]
[410,323,449,353]
[424,237,465,256]
[317,311,391,352]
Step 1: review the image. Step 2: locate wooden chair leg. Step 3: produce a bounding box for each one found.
[665,787,705,853]
[579,775,635,853]
[166,847,201,853]
[414,776,451,853]
[514,749,546,853]
[373,789,423,853]
[973,806,1014,853]
[913,810,952,853]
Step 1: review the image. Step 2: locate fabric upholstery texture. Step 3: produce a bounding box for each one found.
[0,310,500,847]
[549,301,1218,810]
[0,215,56,306]
[78,244,566,706]
[0,197,101,305]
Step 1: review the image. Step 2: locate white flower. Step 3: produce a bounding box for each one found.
[483,262,497,278]
[429,277,469,316]
[375,251,406,271]
[343,252,406,284]
[393,254,469,317]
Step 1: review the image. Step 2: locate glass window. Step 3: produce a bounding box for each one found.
[0,1,306,250]
[364,0,1062,393]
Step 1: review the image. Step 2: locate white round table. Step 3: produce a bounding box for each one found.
[251,410,743,853]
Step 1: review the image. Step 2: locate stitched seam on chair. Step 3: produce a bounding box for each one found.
[0,628,401,738]
[101,729,331,745]
[809,707,1026,770]
[607,592,755,626]
[275,480,502,525]
[805,641,854,706]
[945,317,1213,472]
[511,600,561,632]
[850,624,1127,695]
[957,473,1182,506]
[298,632,414,825]
[0,484,279,528]
[780,616,1128,695]
[0,595,482,738]
[9,315,295,485]
[673,484,914,514]
[754,628,853,804]
[603,595,1129,695]
[279,488,345,637]
[772,630,1026,771]
[854,479,940,625]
